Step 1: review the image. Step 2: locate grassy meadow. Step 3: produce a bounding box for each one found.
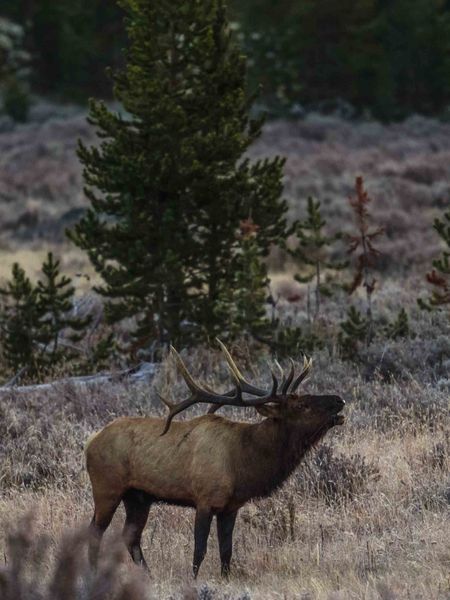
[0,104,449,599]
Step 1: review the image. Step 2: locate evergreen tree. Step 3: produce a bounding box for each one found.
[0,17,30,121]
[216,217,271,340]
[36,253,92,367]
[233,0,380,115]
[0,0,125,99]
[338,178,384,359]
[0,254,95,380]
[418,209,450,312]
[0,264,41,376]
[291,197,345,320]
[373,0,450,119]
[271,325,323,359]
[293,0,380,110]
[338,306,370,359]
[385,308,410,339]
[68,0,289,349]
[232,0,450,120]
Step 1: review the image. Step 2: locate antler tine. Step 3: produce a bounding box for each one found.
[268,369,279,397]
[290,355,312,393]
[170,346,244,405]
[209,369,279,412]
[274,359,284,380]
[206,388,236,414]
[281,358,295,395]
[216,338,273,398]
[274,358,291,391]
[170,346,201,396]
[210,342,284,410]
[215,339,243,384]
[157,392,174,409]
[160,397,198,436]
[206,372,279,413]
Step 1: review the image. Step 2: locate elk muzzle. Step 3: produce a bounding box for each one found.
[317,394,346,425]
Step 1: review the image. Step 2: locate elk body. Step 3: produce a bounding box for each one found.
[85,341,345,577]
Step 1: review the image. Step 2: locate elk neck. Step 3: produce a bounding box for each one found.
[236,417,328,501]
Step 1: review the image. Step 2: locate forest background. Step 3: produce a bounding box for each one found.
[3,0,450,120]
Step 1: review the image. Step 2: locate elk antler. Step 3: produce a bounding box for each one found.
[290,355,312,392]
[216,339,312,400]
[160,342,312,434]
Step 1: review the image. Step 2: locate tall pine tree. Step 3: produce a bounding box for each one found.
[69,0,289,348]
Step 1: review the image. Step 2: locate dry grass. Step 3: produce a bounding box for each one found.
[0,329,448,599]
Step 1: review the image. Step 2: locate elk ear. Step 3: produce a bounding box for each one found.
[255,404,280,418]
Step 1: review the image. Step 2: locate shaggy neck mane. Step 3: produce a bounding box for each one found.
[244,418,331,500]
[278,420,330,482]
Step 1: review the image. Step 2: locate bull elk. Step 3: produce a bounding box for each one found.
[85,340,345,577]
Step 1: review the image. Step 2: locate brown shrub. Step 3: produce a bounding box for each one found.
[0,515,148,600]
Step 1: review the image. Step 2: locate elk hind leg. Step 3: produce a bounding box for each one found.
[89,494,121,569]
[193,507,213,578]
[122,489,152,570]
[217,510,238,578]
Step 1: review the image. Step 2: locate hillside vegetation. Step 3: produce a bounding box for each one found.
[0,106,447,277]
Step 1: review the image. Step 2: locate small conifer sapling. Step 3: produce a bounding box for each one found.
[338,306,370,359]
[0,264,41,377]
[216,217,271,340]
[418,209,450,312]
[36,252,92,368]
[292,197,345,321]
[0,254,95,381]
[385,308,410,340]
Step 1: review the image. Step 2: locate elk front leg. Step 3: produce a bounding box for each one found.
[217,510,238,578]
[193,508,213,578]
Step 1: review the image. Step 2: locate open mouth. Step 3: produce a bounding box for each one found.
[331,411,345,425]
